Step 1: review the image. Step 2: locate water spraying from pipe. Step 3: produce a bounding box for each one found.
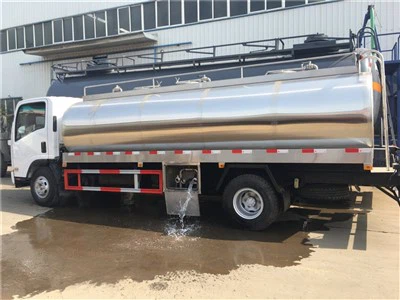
[165,178,199,239]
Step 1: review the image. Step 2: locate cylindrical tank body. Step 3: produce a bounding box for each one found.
[62,70,375,152]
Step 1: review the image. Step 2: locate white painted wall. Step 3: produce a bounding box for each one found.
[1,0,399,99]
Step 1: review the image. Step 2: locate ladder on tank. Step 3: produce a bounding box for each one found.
[361,49,396,172]
[357,6,399,172]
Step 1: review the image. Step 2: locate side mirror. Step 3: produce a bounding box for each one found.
[17,126,26,135]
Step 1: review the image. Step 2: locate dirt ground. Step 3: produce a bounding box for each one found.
[1,176,399,299]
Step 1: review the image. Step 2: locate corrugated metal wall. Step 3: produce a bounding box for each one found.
[1,0,399,99]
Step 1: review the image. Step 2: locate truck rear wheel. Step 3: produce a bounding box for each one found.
[222,174,279,231]
[0,153,7,177]
[30,167,60,207]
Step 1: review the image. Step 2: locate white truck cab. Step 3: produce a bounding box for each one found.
[10,97,81,185]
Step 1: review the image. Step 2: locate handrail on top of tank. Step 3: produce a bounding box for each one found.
[53,33,353,77]
[360,31,400,61]
[357,27,381,52]
[391,35,399,61]
[82,52,354,96]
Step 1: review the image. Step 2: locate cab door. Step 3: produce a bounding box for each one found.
[11,99,48,179]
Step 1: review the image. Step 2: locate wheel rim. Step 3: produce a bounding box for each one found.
[34,176,50,199]
[233,188,264,220]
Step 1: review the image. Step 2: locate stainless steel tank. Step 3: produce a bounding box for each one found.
[62,67,376,152]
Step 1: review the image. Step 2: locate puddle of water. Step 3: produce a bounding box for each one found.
[165,217,201,240]
[0,194,354,298]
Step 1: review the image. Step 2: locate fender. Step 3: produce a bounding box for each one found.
[15,159,61,187]
[216,164,284,194]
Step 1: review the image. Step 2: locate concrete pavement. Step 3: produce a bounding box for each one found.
[1,177,399,299]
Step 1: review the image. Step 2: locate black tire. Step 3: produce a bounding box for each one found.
[30,167,60,207]
[297,184,350,202]
[222,174,279,231]
[0,153,7,177]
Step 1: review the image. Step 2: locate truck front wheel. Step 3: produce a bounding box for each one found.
[30,167,60,207]
[223,174,279,231]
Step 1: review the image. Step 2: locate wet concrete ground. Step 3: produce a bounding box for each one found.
[1,177,399,299]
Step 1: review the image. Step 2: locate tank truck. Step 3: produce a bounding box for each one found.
[9,45,400,230]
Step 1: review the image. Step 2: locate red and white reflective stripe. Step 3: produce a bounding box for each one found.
[345,148,372,153]
[75,169,152,174]
[202,150,221,154]
[231,149,253,154]
[68,152,82,156]
[74,186,143,193]
[301,148,327,154]
[174,150,192,154]
[124,151,140,155]
[149,150,166,155]
[66,148,373,157]
[105,151,121,156]
[87,152,101,156]
[266,149,289,154]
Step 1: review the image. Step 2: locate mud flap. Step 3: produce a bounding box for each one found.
[164,190,200,217]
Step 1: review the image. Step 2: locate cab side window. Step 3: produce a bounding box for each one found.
[15,102,46,141]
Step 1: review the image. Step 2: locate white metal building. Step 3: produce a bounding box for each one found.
[0,0,399,100]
